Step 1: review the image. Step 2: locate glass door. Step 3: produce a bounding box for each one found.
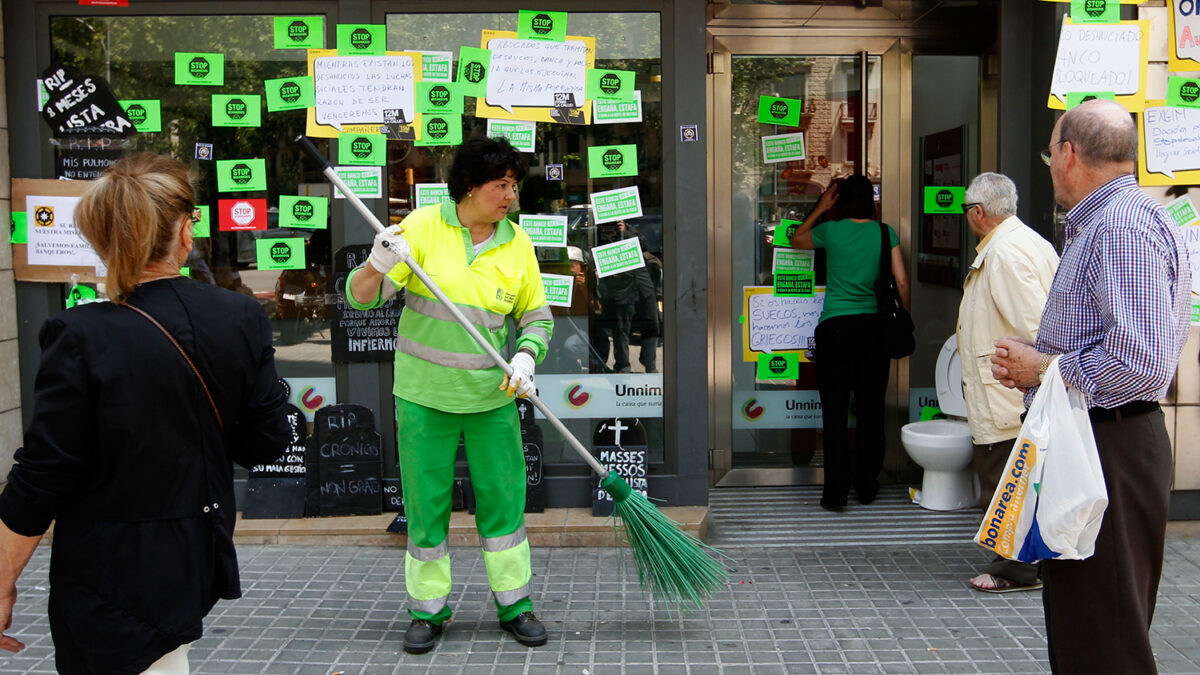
[712,50,882,486]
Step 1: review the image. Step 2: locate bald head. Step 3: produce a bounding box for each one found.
[1056,99,1137,167]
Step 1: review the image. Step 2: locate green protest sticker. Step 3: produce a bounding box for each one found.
[180,266,191,278]
[774,270,815,297]
[192,205,211,238]
[1166,195,1200,227]
[337,132,386,166]
[773,247,814,274]
[761,132,806,163]
[279,195,329,229]
[1167,76,1200,109]
[541,273,574,307]
[1066,91,1116,109]
[920,406,945,421]
[333,166,383,199]
[486,120,536,152]
[212,94,262,128]
[587,144,639,179]
[518,10,568,42]
[256,237,307,270]
[414,184,451,209]
[592,237,646,278]
[594,91,642,124]
[518,214,568,247]
[585,68,635,101]
[414,114,463,147]
[416,81,464,115]
[923,186,965,214]
[757,352,799,380]
[1071,0,1119,23]
[591,186,642,224]
[1193,301,1200,326]
[10,211,26,244]
[216,159,268,192]
[119,100,162,133]
[174,52,225,86]
[757,96,802,126]
[274,16,324,49]
[336,23,385,55]
[457,47,491,99]
[65,284,97,309]
[777,219,803,247]
[264,76,315,112]
[421,51,454,82]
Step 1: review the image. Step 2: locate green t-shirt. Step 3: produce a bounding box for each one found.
[810,219,899,323]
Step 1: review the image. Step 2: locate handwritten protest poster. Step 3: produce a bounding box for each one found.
[1138,102,1200,186]
[741,286,825,363]
[1169,0,1200,71]
[1047,19,1148,112]
[306,50,421,138]
[474,30,595,125]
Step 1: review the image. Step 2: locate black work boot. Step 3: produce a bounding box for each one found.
[403,619,443,654]
[499,611,548,646]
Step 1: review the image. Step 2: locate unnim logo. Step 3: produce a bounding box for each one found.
[231,163,253,184]
[599,73,622,95]
[741,398,765,421]
[565,384,590,409]
[287,20,310,42]
[531,13,554,35]
[279,81,302,103]
[292,200,314,222]
[602,149,624,171]
[299,386,324,412]
[770,100,789,119]
[350,27,373,50]
[935,189,954,208]
[189,56,211,78]
[225,98,247,120]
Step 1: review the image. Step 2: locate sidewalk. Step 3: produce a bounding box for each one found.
[3,530,1200,674]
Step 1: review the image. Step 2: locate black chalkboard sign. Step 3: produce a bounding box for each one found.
[242,403,309,519]
[331,245,403,362]
[55,140,123,180]
[516,399,546,513]
[305,404,383,517]
[40,64,132,137]
[591,418,649,517]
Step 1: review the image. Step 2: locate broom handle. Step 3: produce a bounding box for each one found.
[296,135,610,479]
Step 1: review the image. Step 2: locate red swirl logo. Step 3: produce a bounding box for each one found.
[741,398,765,421]
[565,384,590,409]
[300,386,324,412]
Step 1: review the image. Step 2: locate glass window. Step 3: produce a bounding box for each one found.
[385,12,665,465]
[50,15,334,379]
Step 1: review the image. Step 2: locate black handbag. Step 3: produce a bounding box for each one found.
[873,223,915,359]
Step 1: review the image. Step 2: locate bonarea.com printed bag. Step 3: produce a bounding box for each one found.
[974,358,1107,563]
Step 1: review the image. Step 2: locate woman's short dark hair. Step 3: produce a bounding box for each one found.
[448,136,527,202]
[835,174,876,220]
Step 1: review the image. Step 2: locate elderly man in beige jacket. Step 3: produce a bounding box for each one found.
[958,173,1059,592]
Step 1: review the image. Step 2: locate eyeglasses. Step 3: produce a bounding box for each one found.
[1040,140,1068,167]
[962,202,981,214]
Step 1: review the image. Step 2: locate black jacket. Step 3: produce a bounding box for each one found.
[0,277,288,674]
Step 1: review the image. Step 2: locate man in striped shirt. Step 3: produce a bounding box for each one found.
[991,99,1190,674]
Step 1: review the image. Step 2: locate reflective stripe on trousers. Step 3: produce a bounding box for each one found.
[406,539,451,615]
[481,525,532,606]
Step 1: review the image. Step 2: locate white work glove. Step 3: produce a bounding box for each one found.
[368,224,410,274]
[500,351,536,399]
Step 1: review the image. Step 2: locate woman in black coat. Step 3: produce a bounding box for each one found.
[0,154,289,673]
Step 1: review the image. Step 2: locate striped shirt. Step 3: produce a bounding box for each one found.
[1029,174,1191,409]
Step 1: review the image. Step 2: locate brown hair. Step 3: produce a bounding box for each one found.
[75,153,195,304]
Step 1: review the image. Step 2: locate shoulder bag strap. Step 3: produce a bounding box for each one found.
[125,303,224,431]
[877,222,894,282]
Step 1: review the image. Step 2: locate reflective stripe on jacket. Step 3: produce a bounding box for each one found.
[347,201,553,413]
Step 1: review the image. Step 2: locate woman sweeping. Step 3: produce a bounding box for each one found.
[346,136,553,654]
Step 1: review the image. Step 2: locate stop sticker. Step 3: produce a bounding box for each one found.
[218,198,267,231]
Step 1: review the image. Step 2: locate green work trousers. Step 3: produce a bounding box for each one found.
[396,397,533,625]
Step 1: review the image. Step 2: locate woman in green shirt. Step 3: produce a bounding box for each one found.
[790,175,910,510]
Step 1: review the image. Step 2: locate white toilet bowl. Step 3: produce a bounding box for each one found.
[900,336,978,511]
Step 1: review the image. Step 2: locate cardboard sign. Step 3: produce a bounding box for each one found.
[519,214,568,246]
[585,68,635,101]
[757,352,800,380]
[419,51,454,82]
[416,81,464,115]
[333,166,384,199]
[518,10,568,42]
[757,95,802,126]
[212,94,262,127]
[119,99,162,133]
[305,404,383,517]
[174,52,225,86]
[337,132,386,165]
[41,65,132,136]
[279,195,329,229]
[414,183,451,209]
[541,273,574,307]
[592,236,646,278]
[762,132,806,163]
[312,52,416,133]
[264,76,315,112]
[12,179,101,284]
[591,418,648,517]
[587,144,639,179]
[923,186,965,213]
[274,16,324,49]
[1168,76,1200,109]
[593,90,643,124]
[486,119,536,152]
[457,46,492,99]
[414,114,463,146]
[216,158,267,192]
[336,24,385,56]
[331,245,403,363]
[1048,19,1147,111]
[218,198,268,231]
[193,205,211,238]
[590,186,643,224]
[256,238,306,270]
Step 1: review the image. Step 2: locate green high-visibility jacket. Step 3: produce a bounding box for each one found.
[347,200,553,413]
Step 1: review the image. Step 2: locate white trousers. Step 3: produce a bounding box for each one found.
[139,643,190,675]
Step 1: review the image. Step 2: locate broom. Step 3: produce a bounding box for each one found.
[296,135,729,609]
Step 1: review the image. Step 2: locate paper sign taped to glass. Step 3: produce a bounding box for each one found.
[306,49,423,139]
[1138,101,1200,186]
[1046,18,1148,112]
[742,285,825,363]
[473,29,596,125]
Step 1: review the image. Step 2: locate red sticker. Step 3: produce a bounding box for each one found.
[218,198,267,231]
[79,0,129,5]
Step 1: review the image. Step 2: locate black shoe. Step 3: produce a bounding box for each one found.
[499,611,548,647]
[403,619,442,654]
[856,485,879,505]
[819,497,847,511]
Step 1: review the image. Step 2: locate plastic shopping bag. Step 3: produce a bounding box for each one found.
[974,358,1108,563]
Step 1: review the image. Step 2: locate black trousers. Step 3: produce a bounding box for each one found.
[814,314,890,505]
[1043,408,1172,674]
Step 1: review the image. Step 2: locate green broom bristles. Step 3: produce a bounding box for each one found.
[601,472,732,610]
